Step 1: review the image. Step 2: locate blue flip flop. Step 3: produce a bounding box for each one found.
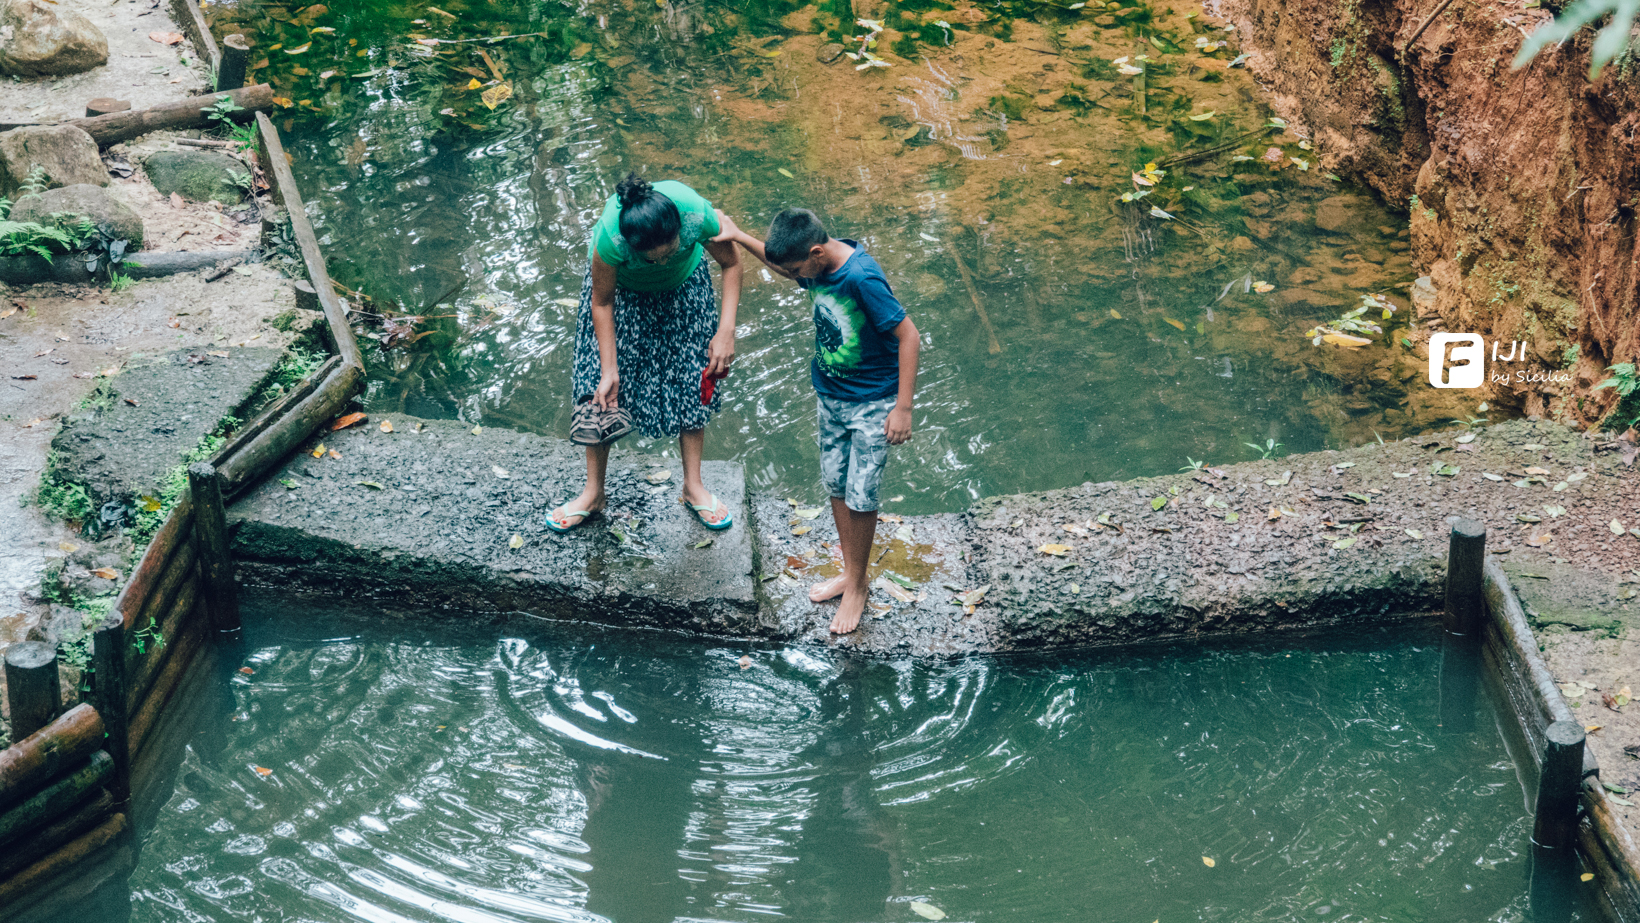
[681,494,733,531]
[545,506,600,533]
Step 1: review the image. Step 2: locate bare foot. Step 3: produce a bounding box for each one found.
[548,487,604,530]
[809,574,847,603]
[830,587,866,634]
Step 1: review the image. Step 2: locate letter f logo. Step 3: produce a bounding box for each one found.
[1429,333,1484,388]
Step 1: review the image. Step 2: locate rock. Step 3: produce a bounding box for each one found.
[816,42,844,64]
[1314,195,1371,234]
[1410,275,1437,315]
[1228,235,1257,253]
[9,184,144,249]
[0,124,107,196]
[142,150,252,205]
[0,0,109,76]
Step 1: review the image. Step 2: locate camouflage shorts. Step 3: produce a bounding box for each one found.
[817,395,894,513]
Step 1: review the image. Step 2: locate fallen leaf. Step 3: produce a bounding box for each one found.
[170,191,185,208]
[778,167,796,179]
[481,81,513,109]
[1566,471,1587,482]
[1332,536,1357,550]
[1524,466,1551,476]
[791,526,812,536]
[1612,519,1626,535]
[1405,528,1423,539]
[1203,856,1216,867]
[253,766,273,777]
[149,30,184,44]
[58,542,80,552]
[1525,443,1547,450]
[874,576,916,603]
[239,666,254,675]
[509,534,524,549]
[285,42,312,53]
[1252,281,1274,293]
[1455,433,1476,444]
[955,585,990,606]
[12,375,36,380]
[356,480,384,489]
[1582,873,1596,882]
[471,425,483,435]
[910,901,946,921]
[1333,461,1356,469]
[1526,530,1553,547]
[1039,543,1072,556]
[331,411,367,430]
[311,443,326,457]
[692,538,713,549]
[91,567,119,579]
[1586,724,1603,733]
[1109,309,1122,319]
[895,525,914,543]
[1164,317,1185,330]
[328,449,341,460]
[880,513,904,523]
[1151,496,1167,511]
[794,507,822,519]
[646,470,672,485]
[1266,470,1292,486]
[493,465,511,479]
[380,420,394,433]
[738,655,751,669]
[1322,332,1372,347]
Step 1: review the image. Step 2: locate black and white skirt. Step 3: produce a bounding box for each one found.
[570,259,722,439]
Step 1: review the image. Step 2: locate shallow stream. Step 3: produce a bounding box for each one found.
[207,0,1478,513]
[112,614,1570,922]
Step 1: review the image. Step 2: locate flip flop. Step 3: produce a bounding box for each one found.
[681,494,733,531]
[545,506,600,533]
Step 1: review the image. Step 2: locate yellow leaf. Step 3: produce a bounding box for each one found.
[509,534,524,549]
[1321,332,1373,347]
[1132,172,1155,186]
[328,449,341,460]
[471,425,483,435]
[778,167,795,179]
[285,42,312,54]
[92,567,119,580]
[380,420,394,432]
[1203,856,1216,867]
[1582,872,1595,882]
[791,525,812,536]
[1586,724,1602,733]
[467,78,481,89]
[1252,281,1275,293]
[311,442,326,457]
[272,96,294,107]
[310,26,335,33]
[1109,309,1122,319]
[1189,111,1216,120]
[1039,543,1072,556]
[1164,317,1185,330]
[481,81,513,109]
[58,542,80,552]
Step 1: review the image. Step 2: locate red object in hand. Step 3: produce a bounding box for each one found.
[701,367,727,405]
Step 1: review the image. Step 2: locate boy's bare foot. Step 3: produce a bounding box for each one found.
[809,574,847,603]
[831,587,867,634]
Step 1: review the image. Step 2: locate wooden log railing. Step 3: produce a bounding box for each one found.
[0,115,366,916]
[68,84,275,149]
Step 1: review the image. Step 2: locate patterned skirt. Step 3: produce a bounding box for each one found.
[570,259,723,439]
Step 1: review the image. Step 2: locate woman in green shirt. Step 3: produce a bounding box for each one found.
[548,173,743,532]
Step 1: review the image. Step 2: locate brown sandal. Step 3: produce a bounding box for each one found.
[570,397,633,446]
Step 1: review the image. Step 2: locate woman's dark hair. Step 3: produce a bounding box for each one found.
[615,172,682,253]
[765,208,829,264]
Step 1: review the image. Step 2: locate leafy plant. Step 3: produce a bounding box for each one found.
[17,164,50,198]
[0,219,79,262]
[110,268,135,292]
[1244,437,1283,459]
[228,169,254,193]
[206,94,245,124]
[1514,0,1638,77]
[131,622,165,655]
[1593,362,1640,427]
[1179,456,1206,472]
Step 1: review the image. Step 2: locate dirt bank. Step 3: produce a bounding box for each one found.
[1221,0,1640,426]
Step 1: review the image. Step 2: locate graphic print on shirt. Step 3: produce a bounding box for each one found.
[813,285,866,378]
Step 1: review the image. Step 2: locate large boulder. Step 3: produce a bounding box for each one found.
[9,184,144,249]
[0,124,107,195]
[143,151,251,205]
[0,0,108,77]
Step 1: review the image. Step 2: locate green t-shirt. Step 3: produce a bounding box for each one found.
[588,180,720,292]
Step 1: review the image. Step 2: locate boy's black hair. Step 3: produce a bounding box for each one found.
[615,172,682,253]
[765,208,830,265]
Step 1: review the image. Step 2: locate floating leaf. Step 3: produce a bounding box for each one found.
[1332,536,1357,550]
[508,534,524,549]
[778,167,796,179]
[1109,309,1122,319]
[910,902,947,921]
[1150,207,1175,220]
[1582,872,1596,882]
[1164,317,1185,330]
[253,766,273,777]
[285,42,312,54]
[481,82,513,109]
[1203,856,1216,867]
[886,571,917,589]
[1189,111,1216,121]
[1252,281,1275,293]
[1322,332,1373,347]
[1039,543,1072,556]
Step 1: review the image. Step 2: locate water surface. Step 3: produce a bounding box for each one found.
[208,0,1476,512]
[118,613,1562,922]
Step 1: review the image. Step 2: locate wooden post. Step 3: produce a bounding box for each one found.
[84,98,130,118]
[67,84,274,148]
[1443,518,1486,636]
[293,279,321,313]
[0,750,113,848]
[188,463,241,635]
[0,705,104,809]
[88,614,131,804]
[216,34,252,92]
[1532,720,1586,852]
[4,642,60,741]
[1437,630,1479,733]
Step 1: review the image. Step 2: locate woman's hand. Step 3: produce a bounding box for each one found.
[707,327,736,378]
[711,209,741,245]
[594,371,620,410]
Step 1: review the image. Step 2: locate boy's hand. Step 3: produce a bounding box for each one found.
[711,209,741,245]
[707,327,736,377]
[885,405,913,445]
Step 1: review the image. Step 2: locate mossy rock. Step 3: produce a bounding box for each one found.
[143,151,251,205]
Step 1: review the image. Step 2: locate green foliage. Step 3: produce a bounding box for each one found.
[0,218,80,262]
[1561,343,1579,368]
[1513,0,1639,77]
[34,454,94,524]
[270,343,328,391]
[1179,456,1205,472]
[109,268,135,292]
[1593,362,1640,428]
[206,94,246,123]
[1244,437,1283,459]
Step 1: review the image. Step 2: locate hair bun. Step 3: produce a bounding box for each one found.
[616,172,653,210]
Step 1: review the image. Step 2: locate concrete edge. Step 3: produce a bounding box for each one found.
[1483,558,1640,921]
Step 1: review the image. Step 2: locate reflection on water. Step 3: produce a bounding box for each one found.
[209,0,1475,511]
[111,612,1570,922]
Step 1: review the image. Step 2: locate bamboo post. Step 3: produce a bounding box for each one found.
[88,615,131,804]
[216,34,252,92]
[188,463,241,635]
[4,642,60,742]
[1442,518,1485,636]
[941,239,1002,354]
[1532,720,1586,851]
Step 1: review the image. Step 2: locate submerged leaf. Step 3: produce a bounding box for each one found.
[910,902,947,921]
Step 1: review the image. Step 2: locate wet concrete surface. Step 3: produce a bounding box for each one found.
[51,345,283,518]
[228,414,761,634]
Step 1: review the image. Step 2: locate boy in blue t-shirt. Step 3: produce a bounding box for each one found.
[716,208,920,635]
